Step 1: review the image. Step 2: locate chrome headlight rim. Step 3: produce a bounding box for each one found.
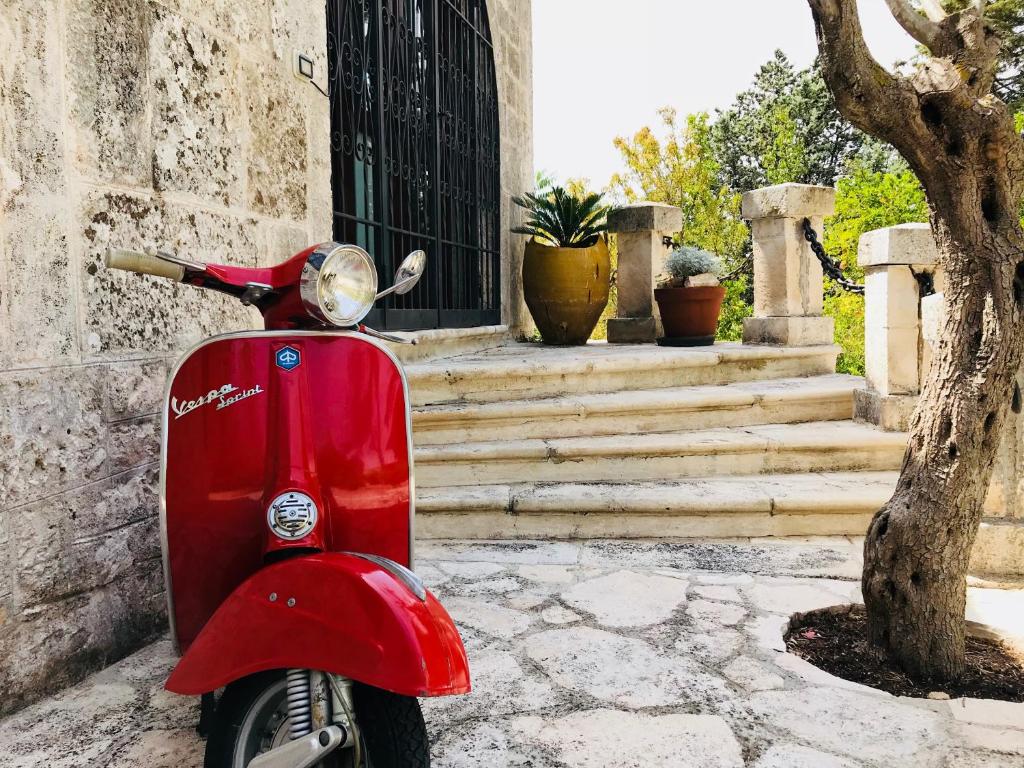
[300,242,378,327]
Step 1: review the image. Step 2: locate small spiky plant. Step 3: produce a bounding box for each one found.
[660,246,723,288]
[512,187,612,248]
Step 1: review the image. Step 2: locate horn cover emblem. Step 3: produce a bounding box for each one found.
[267,492,318,540]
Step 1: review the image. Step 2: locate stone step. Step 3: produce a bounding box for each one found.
[414,471,899,539]
[413,374,860,445]
[405,341,840,407]
[414,421,906,488]
[383,324,510,364]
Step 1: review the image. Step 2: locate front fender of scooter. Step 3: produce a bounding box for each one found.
[165,552,470,698]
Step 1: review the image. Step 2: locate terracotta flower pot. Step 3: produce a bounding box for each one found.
[654,285,726,346]
[523,237,611,345]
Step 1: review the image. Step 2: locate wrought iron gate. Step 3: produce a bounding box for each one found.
[327,0,501,330]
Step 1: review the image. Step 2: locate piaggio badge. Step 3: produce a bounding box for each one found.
[276,346,301,371]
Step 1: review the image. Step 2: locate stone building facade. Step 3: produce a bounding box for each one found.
[0,0,532,713]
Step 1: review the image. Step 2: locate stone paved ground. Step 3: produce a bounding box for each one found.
[2,538,1024,768]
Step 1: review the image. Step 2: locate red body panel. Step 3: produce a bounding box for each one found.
[165,553,470,698]
[163,332,414,653]
[183,248,315,330]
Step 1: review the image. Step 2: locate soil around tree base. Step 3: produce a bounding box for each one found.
[785,604,1024,702]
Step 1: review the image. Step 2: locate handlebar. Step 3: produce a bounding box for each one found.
[104,248,186,281]
[104,245,421,344]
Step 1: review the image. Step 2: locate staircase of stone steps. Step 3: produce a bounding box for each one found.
[403,341,906,540]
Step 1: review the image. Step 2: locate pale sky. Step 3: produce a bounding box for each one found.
[533,0,921,188]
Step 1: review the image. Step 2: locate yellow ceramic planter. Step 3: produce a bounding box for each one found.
[523,237,611,345]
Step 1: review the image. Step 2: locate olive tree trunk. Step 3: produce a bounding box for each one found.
[807,0,1024,680]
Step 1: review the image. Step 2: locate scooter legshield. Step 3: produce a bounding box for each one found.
[165,552,470,697]
[163,331,415,652]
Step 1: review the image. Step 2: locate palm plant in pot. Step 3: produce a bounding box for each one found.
[655,246,726,347]
[513,187,613,345]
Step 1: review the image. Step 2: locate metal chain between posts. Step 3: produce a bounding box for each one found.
[910,267,936,299]
[720,254,752,283]
[801,218,864,295]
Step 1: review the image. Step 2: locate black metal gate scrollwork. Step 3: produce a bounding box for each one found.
[327,0,501,330]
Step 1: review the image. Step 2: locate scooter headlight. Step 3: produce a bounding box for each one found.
[300,243,378,327]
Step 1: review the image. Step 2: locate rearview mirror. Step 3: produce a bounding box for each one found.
[393,250,426,295]
[376,250,427,301]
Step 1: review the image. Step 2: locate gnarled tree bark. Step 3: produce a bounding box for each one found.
[807,0,1024,680]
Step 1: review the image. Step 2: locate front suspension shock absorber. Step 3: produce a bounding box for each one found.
[286,668,313,739]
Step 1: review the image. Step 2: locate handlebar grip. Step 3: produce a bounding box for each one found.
[104,248,185,281]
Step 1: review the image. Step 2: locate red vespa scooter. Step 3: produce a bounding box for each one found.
[105,242,470,768]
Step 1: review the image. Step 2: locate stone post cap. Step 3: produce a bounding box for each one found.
[741,183,836,220]
[858,223,939,268]
[607,202,683,234]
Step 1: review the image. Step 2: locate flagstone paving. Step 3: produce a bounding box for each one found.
[2,538,1023,768]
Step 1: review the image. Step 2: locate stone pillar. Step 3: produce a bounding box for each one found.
[741,184,836,346]
[853,224,941,431]
[606,202,683,344]
[975,380,1024,576]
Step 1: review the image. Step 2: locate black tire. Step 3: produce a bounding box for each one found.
[204,671,286,768]
[353,683,430,768]
[204,671,430,768]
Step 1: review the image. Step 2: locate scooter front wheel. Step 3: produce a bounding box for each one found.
[204,671,430,768]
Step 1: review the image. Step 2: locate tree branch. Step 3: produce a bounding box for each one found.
[810,0,1023,221]
[808,0,939,173]
[955,0,1003,96]
[884,0,943,50]
[919,0,948,22]
[807,0,904,126]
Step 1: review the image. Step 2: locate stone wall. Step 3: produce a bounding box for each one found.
[491,0,535,332]
[0,0,533,714]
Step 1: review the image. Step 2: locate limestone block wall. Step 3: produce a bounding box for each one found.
[490,0,535,333]
[0,0,331,715]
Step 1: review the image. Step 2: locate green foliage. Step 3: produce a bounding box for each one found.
[610,109,749,268]
[761,104,808,185]
[534,169,556,194]
[590,235,619,341]
[711,51,872,192]
[825,291,866,375]
[852,136,913,174]
[512,187,613,248]
[717,275,753,342]
[663,247,723,284]
[563,177,594,200]
[820,164,929,373]
[825,164,929,276]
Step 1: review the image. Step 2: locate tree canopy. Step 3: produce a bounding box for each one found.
[823,163,929,373]
[609,109,749,266]
[711,50,872,192]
